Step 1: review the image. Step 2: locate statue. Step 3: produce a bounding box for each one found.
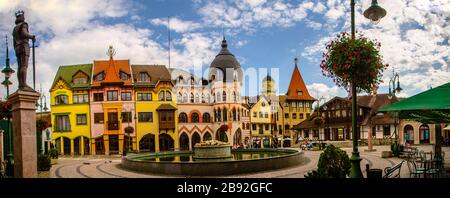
[12,10,35,91]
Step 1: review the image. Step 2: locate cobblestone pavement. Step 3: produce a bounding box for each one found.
[49,145,450,178]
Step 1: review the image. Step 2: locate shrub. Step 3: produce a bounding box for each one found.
[37,153,52,171]
[305,144,351,178]
[391,141,404,157]
[49,147,58,159]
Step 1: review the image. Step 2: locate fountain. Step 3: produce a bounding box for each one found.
[121,140,306,176]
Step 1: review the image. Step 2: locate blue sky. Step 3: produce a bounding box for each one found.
[0,0,449,104]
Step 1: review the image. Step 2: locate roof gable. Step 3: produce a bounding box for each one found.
[286,62,314,101]
[50,64,92,90]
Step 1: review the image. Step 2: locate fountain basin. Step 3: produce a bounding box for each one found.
[121,149,305,176]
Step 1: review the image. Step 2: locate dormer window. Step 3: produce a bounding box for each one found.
[120,72,129,80]
[74,77,87,84]
[137,72,150,82]
[95,72,105,81]
[178,76,184,84]
[297,90,303,96]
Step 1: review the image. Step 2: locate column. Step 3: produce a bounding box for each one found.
[104,135,110,156]
[70,139,74,156]
[155,134,160,152]
[119,134,124,155]
[60,137,64,155]
[80,137,84,156]
[91,138,96,155]
[9,90,40,178]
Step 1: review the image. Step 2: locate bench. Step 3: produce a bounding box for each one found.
[383,161,404,178]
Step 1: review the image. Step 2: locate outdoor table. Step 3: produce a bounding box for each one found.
[422,159,441,178]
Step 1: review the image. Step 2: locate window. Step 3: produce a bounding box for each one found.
[94,113,104,124]
[233,92,237,101]
[292,102,297,107]
[285,125,290,130]
[190,93,194,103]
[95,73,105,81]
[55,115,71,131]
[298,91,303,96]
[76,114,87,125]
[223,109,228,121]
[259,112,263,118]
[177,76,184,84]
[203,113,211,123]
[216,92,221,102]
[73,94,88,104]
[55,95,68,105]
[121,92,132,101]
[201,94,205,103]
[138,112,153,122]
[293,113,297,119]
[191,113,200,123]
[195,94,199,103]
[159,91,165,101]
[299,102,303,107]
[253,112,257,118]
[74,77,87,84]
[252,124,256,130]
[383,125,391,136]
[137,93,152,101]
[121,112,132,123]
[262,102,266,107]
[166,91,172,101]
[182,93,187,103]
[120,72,128,80]
[264,112,268,118]
[306,102,310,108]
[285,113,289,118]
[284,102,289,107]
[107,91,118,101]
[222,91,227,102]
[137,72,150,82]
[300,113,304,119]
[179,113,188,123]
[177,92,182,103]
[93,93,103,102]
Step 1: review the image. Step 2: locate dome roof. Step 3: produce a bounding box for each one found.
[210,37,241,70]
[263,73,273,82]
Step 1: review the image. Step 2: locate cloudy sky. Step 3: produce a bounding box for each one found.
[0,0,449,107]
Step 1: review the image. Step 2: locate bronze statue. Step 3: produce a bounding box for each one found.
[12,10,35,91]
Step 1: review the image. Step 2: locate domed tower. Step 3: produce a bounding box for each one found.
[262,73,276,96]
[209,37,242,83]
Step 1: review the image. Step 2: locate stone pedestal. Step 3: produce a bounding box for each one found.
[9,90,40,178]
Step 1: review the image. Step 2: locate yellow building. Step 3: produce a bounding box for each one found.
[132,65,179,152]
[50,64,92,156]
[249,74,283,148]
[280,58,315,144]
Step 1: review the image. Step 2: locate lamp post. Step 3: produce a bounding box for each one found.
[2,35,15,177]
[315,97,326,144]
[349,0,387,178]
[36,86,49,154]
[388,69,401,148]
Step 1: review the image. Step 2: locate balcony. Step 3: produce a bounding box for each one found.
[159,121,175,130]
[108,121,119,130]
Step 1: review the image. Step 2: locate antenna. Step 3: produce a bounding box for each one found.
[168,16,171,69]
[5,35,9,67]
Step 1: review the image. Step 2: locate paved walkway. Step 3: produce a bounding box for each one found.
[49,145,450,178]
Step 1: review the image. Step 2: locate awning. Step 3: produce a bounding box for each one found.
[378,82,450,124]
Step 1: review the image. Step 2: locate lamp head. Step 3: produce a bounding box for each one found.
[363,0,387,24]
[396,81,402,93]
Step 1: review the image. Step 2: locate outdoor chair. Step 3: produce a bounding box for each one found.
[406,159,424,178]
[383,160,404,178]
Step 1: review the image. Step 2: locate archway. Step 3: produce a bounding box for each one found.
[191,132,201,149]
[55,138,61,155]
[179,133,189,151]
[233,128,242,146]
[95,137,105,155]
[203,132,212,141]
[419,125,430,144]
[83,136,90,155]
[404,125,414,144]
[216,129,228,143]
[63,137,71,155]
[74,137,81,155]
[159,134,174,151]
[139,134,155,152]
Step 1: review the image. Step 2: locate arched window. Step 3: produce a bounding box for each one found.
[233,91,237,102]
[223,108,228,121]
[217,92,221,102]
[179,113,188,123]
[190,93,194,103]
[201,94,205,103]
[55,95,69,105]
[203,113,211,123]
[212,93,215,103]
[217,109,222,122]
[178,76,184,84]
[177,92,182,103]
[191,113,200,123]
[195,94,200,103]
[183,93,188,103]
[74,77,87,84]
[223,91,227,102]
[159,91,165,101]
[206,94,210,103]
[190,77,195,85]
[166,91,172,101]
[232,109,237,121]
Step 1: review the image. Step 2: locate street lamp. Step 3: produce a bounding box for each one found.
[36,86,49,154]
[348,0,387,178]
[388,69,402,99]
[2,35,15,177]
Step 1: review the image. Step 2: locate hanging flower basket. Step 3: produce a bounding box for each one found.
[320,32,389,93]
[0,100,12,120]
[124,126,134,134]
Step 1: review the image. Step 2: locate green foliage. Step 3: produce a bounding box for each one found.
[391,142,404,157]
[304,144,351,178]
[37,153,52,171]
[320,32,388,94]
[49,144,58,159]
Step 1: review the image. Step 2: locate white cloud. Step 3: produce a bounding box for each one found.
[150,17,202,33]
[307,83,346,107]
